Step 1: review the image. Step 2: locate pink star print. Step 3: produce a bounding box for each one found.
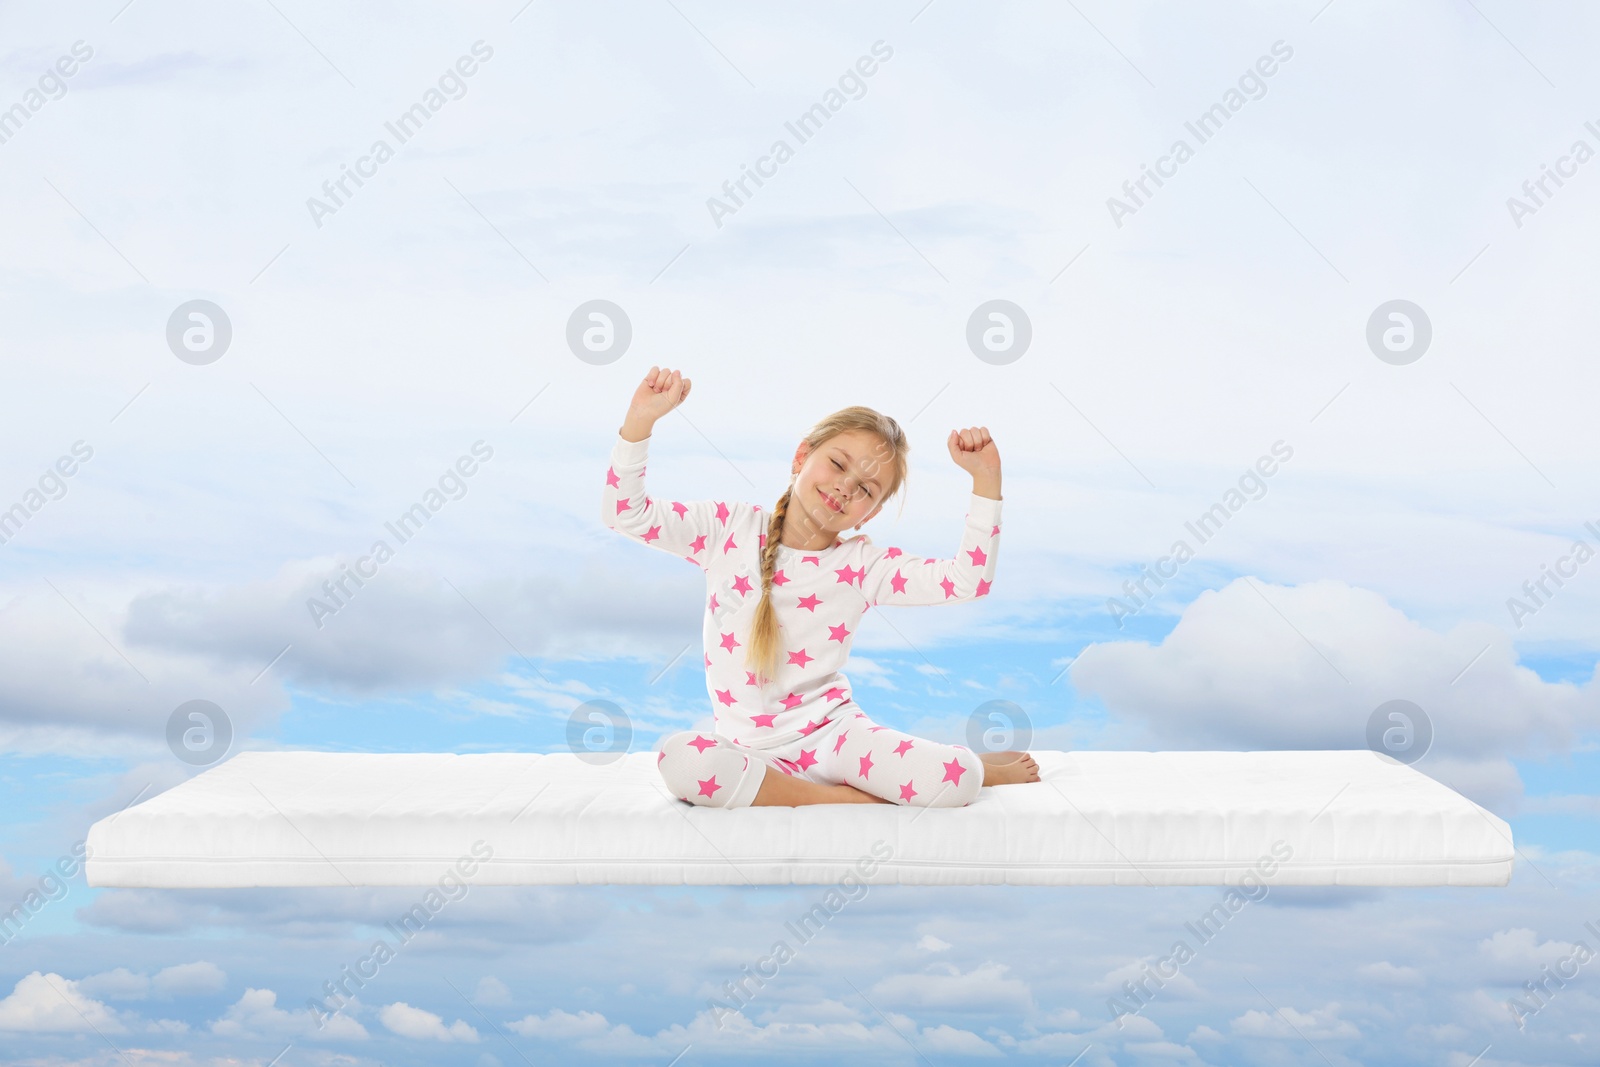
[643,525,661,542]
[967,545,987,567]
[797,748,818,770]
[894,739,915,756]
[890,571,908,594]
[828,623,851,643]
[715,689,736,706]
[941,758,967,785]
[708,594,719,612]
[751,713,777,728]
[940,576,956,598]
[615,498,632,515]
[657,751,666,763]
[732,574,753,595]
[698,776,721,798]
[690,534,707,553]
[780,692,804,710]
[823,686,847,702]
[745,672,757,686]
[802,555,822,566]
[788,648,813,668]
[716,502,730,525]
[992,524,1000,536]
[834,565,866,587]
[832,731,850,755]
[796,594,822,612]
[722,534,738,554]
[886,546,902,558]
[977,578,991,596]
[688,735,717,753]
[759,533,766,549]
[672,501,688,519]
[868,725,889,732]
[899,780,917,802]
[772,569,789,586]
[605,467,620,488]
[719,632,740,652]
[798,718,826,736]
[703,653,712,668]
[858,751,874,779]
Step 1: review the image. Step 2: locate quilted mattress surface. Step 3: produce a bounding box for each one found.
[84,749,1514,888]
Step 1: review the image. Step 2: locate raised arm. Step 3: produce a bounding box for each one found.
[600,366,725,567]
[862,492,1001,605]
[862,425,1003,606]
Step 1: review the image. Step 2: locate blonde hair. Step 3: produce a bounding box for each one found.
[744,406,909,683]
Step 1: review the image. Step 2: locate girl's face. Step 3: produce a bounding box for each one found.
[789,430,893,538]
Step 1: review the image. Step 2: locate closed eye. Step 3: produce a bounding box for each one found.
[832,458,872,498]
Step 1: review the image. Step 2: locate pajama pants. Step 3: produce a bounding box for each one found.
[656,706,985,809]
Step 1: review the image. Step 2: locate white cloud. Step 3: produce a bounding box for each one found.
[1070,577,1600,806]
[916,933,951,952]
[210,987,367,1041]
[77,967,150,1001]
[1096,957,1201,999]
[1357,960,1424,986]
[1480,927,1584,969]
[868,960,1033,1013]
[153,961,228,996]
[507,1007,612,1040]
[1230,1002,1361,1041]
[77,960,228,1002]
[379,1002,479,1042]
[0,972,123,1033]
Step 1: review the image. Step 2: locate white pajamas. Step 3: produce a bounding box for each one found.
[601,431,1002,807]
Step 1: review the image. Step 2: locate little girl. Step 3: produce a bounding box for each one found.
[602,366,1039,808]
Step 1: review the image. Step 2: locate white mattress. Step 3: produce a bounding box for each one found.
[85,750,1514,888]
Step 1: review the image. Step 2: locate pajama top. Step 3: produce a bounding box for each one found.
[601,432,1001,749]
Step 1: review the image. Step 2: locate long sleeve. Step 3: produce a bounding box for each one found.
[601,432,727,568]
[861,492,1002,606]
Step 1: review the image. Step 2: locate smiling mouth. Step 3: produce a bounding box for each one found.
[819,488,841,513]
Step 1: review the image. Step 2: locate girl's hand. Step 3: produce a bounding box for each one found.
[627,366,692,427]
[947,426,1000,477]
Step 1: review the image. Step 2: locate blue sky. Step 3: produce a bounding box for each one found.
[3,0,1600,1064]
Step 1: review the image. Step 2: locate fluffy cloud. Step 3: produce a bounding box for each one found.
[378,1002,479,1042]
[210,987,367,1041]
[1071,577,1600,806]
[1230,1002,1361,1040]
[0,972,122,1033]
[79,961,227,1001]
[868,961,1034,1013]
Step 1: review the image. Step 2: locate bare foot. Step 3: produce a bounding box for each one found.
[752,768,893,806]
[980,750,1040,786]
